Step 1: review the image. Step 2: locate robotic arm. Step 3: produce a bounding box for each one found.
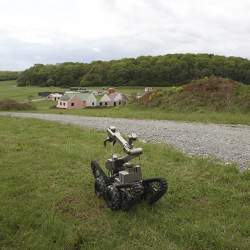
[104,126,143,161]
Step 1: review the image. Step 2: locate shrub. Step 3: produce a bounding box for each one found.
[135,77,250,113]
[0,99,36,111]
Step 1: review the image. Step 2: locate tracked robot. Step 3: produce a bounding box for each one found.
[91,126,168,210]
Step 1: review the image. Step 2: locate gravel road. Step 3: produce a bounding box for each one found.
[1,112,249,170]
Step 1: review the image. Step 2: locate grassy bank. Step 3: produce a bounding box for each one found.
[137,77,250,113]
[0,117,249,249]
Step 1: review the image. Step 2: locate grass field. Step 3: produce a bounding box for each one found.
[0,116,249,249]
[0,80,65,101]
[1,80,250,125]
[0,81,145,101]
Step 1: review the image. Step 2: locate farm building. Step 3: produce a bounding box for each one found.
[99,92,127,107]
[136,87,153,100]
[48,93,62,101]
[57,91,97,109]
[92,88,107,96]
[145,87,153,93]
[70,87,87,91]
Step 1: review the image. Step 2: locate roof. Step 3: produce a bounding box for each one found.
[99,92,127,102]
[95,95,104,101]
[99,94,111,102]
[60,92,96,102]
[108,92,121,101]
[110,92,128,101]
[60,95,70,101]
[49,93,62,97]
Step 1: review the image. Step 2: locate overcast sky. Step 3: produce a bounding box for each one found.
[0,0,250,70]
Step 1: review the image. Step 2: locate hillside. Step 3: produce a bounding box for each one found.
[17,54,250,87]
[136,77,250,113]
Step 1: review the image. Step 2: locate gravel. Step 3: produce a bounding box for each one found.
[1,112,249,170]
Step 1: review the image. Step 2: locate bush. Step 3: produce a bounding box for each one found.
[0,99,36,111]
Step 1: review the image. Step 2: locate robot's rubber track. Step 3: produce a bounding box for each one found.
[142,178,168,204]
[91,161,168,210]
[91,161,109,182]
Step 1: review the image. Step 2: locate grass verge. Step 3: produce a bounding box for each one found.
[0,117,249,249]
[36,102,250,125]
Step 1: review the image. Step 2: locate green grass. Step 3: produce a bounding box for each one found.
[0,80,64,101]
[34,103,250,125]
[0,81,145,101]
[0,117,249,249]
[1,80,250,125]
[90,86,147,95]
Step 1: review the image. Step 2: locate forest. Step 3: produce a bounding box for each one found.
[17,54,250,87]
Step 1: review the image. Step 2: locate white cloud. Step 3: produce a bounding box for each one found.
[0,0,250,70]
[93,47,101,53]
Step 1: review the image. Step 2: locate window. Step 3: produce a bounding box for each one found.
[92,102,95,106]
[63,103,65,106]
[105,102,108,106]
[71,103,74,106]
[100,102,102,106]
[60,102,62,105]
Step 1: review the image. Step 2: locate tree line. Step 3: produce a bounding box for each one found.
[0,71,20,81]
[17,54,250,87]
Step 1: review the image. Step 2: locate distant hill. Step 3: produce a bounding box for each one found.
[136,77,250,113]
[0,71,20,81]
[17,54,250,87]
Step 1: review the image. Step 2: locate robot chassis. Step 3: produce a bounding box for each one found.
[91,126,168,211]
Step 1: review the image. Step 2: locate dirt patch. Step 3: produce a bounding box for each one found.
[56,193,105,219]
[183,76,236,95]
[137,90,163,106]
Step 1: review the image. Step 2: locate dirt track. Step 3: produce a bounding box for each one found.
[1,112,249,170]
